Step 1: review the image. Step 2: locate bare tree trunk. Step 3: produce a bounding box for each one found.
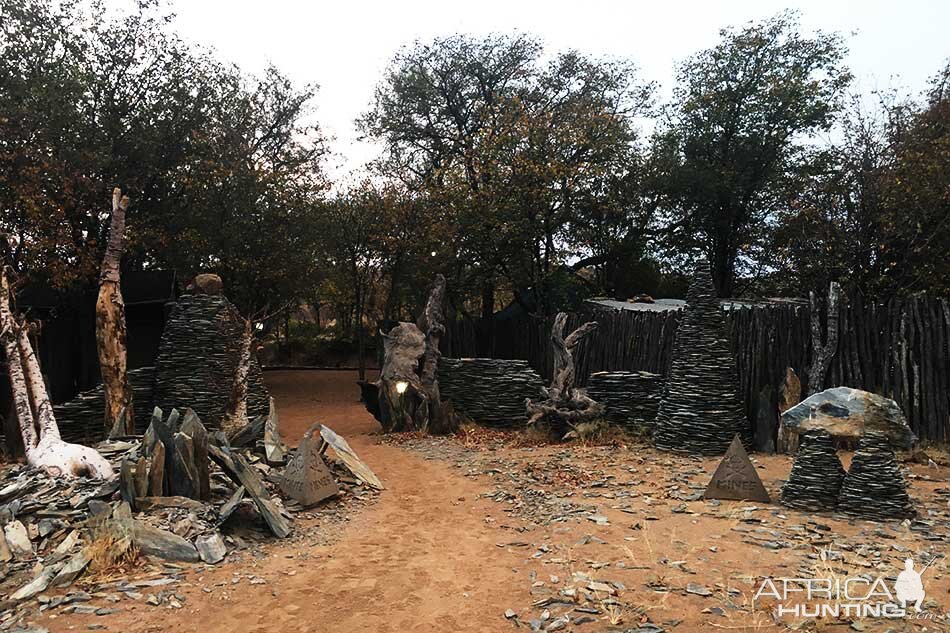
[0,269,113,478]
[96,188,133,433]
[222,316,253,434]
[807,281,840,396]
[418,274,454,434]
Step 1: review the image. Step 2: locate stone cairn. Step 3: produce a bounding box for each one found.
[151,294,269,432]
[838,432,916,520]
[438,358,544,428]
[654,262,748,455]
[586,370,663,433]
[780,429,846,511]
[54,367,156,444]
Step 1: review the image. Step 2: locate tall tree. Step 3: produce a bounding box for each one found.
[651,11,850,296]
[771,61,950,297]
[361,35,652,316]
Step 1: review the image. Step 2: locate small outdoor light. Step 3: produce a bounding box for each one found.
[395,380,409,395]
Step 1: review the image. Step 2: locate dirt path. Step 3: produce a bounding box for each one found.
[48,370,532,633]
[38,371,950,633]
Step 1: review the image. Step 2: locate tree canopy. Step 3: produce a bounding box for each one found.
[2,2,947,348]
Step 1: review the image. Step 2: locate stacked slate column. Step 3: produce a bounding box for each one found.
[780,430,846,511]
[838,432,916,520]
[654,262,748,455]
[150,294,270,432]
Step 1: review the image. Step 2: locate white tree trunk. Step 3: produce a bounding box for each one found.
[1,269,113,478]
[0,272,37,451]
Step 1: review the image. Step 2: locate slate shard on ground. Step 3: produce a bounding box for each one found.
[838,431,916,521]
[195,532,227,564]
[703,435,770,503]
[279,425,339,507]
[438,358,544,428]
[654,261,748,455]
[779,429,845,512]
[586,371,663,432]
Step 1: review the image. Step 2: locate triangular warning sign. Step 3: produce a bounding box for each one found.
[703,435,771,502]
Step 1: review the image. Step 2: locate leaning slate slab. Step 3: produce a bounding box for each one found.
[781,387,917,449]
[208,445,292,538]
[319,425,383,490]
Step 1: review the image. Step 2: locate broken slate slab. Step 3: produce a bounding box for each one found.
[195,533,227,564]
[218,486,246,525]
[11,567,57,601]
[4,520,33,559]
[52,551,90,588]
[131,522,200,563]
[319,424,383,489]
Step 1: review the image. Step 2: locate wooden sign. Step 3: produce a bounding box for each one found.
[704,435,771,503]
[279,431,339,507]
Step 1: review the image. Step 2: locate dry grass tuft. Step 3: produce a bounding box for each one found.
[83,520,139,579]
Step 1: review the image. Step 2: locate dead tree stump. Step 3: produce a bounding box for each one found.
[376,275,456,434]
[525,313,604,439]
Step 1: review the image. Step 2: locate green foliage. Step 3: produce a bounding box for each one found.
[770,62,950,297]
[361,34,654,316]
[649,11,851,296]
[0,0,327,314]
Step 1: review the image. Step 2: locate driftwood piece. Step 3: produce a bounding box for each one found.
[377,322,425,432]
[807,281,840,396]
[417,274,454,434]
[96,188,134,434]
[525,313,604,438]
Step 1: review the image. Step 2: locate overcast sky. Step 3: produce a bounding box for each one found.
[110,0,948,177]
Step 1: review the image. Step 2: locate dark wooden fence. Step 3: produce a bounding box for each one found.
[442,295,950,443]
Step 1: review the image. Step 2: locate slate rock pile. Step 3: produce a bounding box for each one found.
[586,370,663,432]
[654,262,748,455]
[780,430,846,511]
[151,294,269,432]
[438,358,544,427]
[0,417,381,621]
[838,432,916,520]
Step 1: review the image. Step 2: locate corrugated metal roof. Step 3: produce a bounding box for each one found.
[587,296,806,312]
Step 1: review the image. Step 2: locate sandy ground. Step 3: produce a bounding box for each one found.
[37,370,949,633]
